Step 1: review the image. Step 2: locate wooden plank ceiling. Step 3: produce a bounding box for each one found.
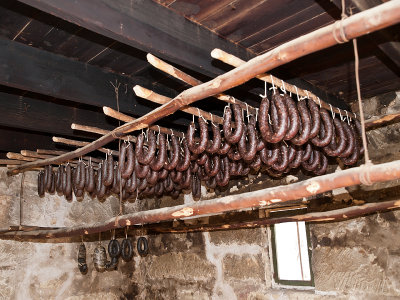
[0,0,398,156]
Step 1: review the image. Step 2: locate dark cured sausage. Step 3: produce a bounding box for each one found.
[191,174,201,199]
[138,177,148,192]
[136,130,156,165]
[258,94,288,143]
[272,144,289,172]
[180,167,192,189]
[45,165,52,192]
[164,135,180,171]
[311,109,333,147]
[38,171,45,197]
[204,155,220,177]
[158,168,169,180]
[238,122,257,162]
[56,166,64,194]
[341,124,360,166]
[216,157,230,187]
[223,104,244,144]
[218,142,231,155]
[176,139,190,172]
[249,154,261,170]
[170,170,183,184]
[64,164,72,200]
[155,182,164,197]
[196,153,209,166]
[125,171,137,193]
[339,121,355,158]
[146,169,159,185]
[95,168,107,199]
[302,149,321,172]
[302,143,313,162]
[323,118,347,157]
[260,144,279,166]
[49,171,56,194]
[205,176,217,189]
[206,123,222,154]
[135,158,150,179]
[150,134,166,172]
[308,99,321,139]
[85,164,95,193]
[120,142,135,179]
[291,100,311,146]
[102,155,114,187]
[163,175,174,193]
[227,146,242,161]
[76,160,85,190]
[314,153,328,175]
[289,147,303,169]
[187,117,208,155]
[283,94,300,140]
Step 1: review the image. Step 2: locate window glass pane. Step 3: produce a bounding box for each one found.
[274,221,311,281]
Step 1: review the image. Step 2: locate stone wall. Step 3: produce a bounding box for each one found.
[1,91,400,299]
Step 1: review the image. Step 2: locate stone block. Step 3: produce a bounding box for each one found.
[223,254,265,281]
[209,227,266,246]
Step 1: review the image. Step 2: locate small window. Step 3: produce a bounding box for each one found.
[270,210,314,287]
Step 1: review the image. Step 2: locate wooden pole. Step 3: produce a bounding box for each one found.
[4,159,400,239]
[103,106,185,138]
[211,48,357,118]
[8,1,400,175]
[133,85,225,125]
[52,137,119,156]
[71,123,137,143]
[147,53,258,115]
[36,149,102,163]
[0,159,23,165]
[153,199,400,233]
[365,111,400,130]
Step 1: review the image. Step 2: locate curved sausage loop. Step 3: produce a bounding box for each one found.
[291,100,311,145]
[56,166,64,194]
[191,173,201,199]
[206,123,222,154]
[38,171,45,197]
[223,104,244,144]
[308,98,321,139]
[125,170,137,193]
[136,130,156,165]
[180,167,192,189]
[354,119,365,156]
[137,237,149,257]
[260,144,280,166]
[85,164,95,193]
[196,152,209,166]
[283,94,300,140]
[135,156,150,179]
[289,146,303,169]
[258,94,288,143]
[75,160,85,190]
[218,141,231,155]
[44,165,52,192]
[150,133,166,171]
[120,142,135,178]
[314,153,328,175]
[64,164,72,199]
[187,117,208,155]
[302,149,321,172]
[301,143,313,162]
[249,154,262,170]
[102,154,114,187]
[341,124,360,166]
[238,122,257,162]
[205,176,217,189]
[272,144,289,172]
[176,139,190,172]
[204,155,220,177]
[323,118,347,157]
[165,135,180,171]
[121,239,134,262]
[95,167,107,200]
[311,109,333,147]
[339,121,355,158]
[227,146,242,161]
[216,157,230,187]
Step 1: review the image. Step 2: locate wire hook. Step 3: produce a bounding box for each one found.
[329,104,336,119]
[259,81,268,98]
[269,75,277,94]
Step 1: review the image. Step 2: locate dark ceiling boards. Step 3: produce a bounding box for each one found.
[0,0,398,155]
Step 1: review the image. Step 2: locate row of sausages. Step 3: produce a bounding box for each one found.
[37,93,364,200]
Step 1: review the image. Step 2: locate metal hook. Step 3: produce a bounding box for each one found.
[345,110,350,125]
[255,108,259,122]
[317,96,322,108]
[329,104,336,119]
[170,129,174,136]
[338,108,344,121]
[281,79,287,94]
[259,81,268,98]
[269,75,277,94]
[125,226,128,239]
[295,86,300,101]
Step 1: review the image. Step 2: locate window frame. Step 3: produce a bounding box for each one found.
[269,209,315,287]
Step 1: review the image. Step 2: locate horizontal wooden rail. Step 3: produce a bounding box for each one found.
[52,137,119,156]
[8,1,400,175]
[3,159,400,238]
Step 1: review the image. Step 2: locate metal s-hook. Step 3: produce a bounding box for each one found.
[269,75,277,94]
[329,104,336,119]
[259,81,268,98]
[295,86,300,101]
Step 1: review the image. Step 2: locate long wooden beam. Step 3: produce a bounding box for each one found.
[0,38,178,121]
[4,159,400,238]
[151,199,400,234]
[9,1,400,175]
[16,0,250,78]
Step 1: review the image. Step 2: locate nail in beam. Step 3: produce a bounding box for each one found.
[8,1,400,175]
[4,160,400,239]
